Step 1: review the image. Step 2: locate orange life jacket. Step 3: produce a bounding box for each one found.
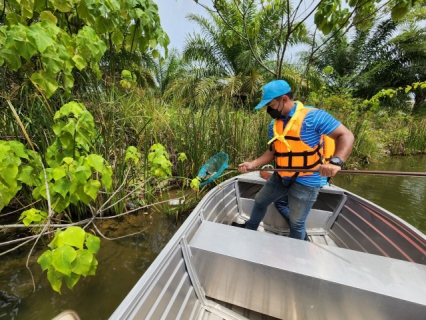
[268,102,335,178]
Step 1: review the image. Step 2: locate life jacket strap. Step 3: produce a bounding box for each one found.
[276,158,323,170]
[267,101,305,149]
[275,144,323,169]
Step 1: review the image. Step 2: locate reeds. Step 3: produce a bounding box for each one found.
[390,120,426,155]
[3,87,426,220]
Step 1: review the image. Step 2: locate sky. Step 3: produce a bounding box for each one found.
[155,0,207,51]
[154,0,314,58]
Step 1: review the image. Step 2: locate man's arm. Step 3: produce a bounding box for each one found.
[320,124,354,177]
[327,124,354,161]
[238,149,275,173]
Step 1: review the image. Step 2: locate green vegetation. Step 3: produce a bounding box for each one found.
[1,0,425,293]
[37,227,100,293]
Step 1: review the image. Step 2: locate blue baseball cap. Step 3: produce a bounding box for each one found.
[254,80,291,110]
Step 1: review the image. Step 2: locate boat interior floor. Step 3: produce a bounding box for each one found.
[230,217,339,248]
[201,298,280,320]
[256,226,339,247]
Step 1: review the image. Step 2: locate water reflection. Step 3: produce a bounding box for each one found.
[334,155,426,234]
[1,211,182,320]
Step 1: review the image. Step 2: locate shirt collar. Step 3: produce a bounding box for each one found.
[279,102,298,120]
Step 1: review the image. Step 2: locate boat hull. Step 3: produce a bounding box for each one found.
[110,173,426,320]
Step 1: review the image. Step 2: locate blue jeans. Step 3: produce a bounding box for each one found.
[274,196,290,220]
[246,172,320,239]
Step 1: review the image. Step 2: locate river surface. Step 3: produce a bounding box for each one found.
[333,155,426,234]
[1,156,425,319]
[1,212,184,320]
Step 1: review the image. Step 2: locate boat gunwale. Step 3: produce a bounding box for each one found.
[109,177,239,319]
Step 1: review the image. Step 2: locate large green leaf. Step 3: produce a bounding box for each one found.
[15,39,37,61]
[101,166,112,190]
[51,0,73,12]
[1,163,19,186]
[40,11,58,24]
[30,71,59,98]
[27,24,54,53]
[72,54,87,70]
[52,177,72,198]
[58,132,74,150]
[47,267,64,293]
[42,49,64,74]
[61,118,77,136]
[71,249,93,276]
[87,256,98,276]
[52,121,65,136]
[87,154,104,172]
[96,16,116,34]
[52,245,77,276]
[48,230,64,249]
[52,167,66,180]
[75,165,91,183]
[64,272,81,290]
[52,195,70,213]
[391,3,410,21]
[5,12,24,26]
[111,30,123,50]
[105,0,120,11]
[75,185,91,204]
[0,182,18,211]
[20,0,34,19]
[77,1,92,22]
[54,101,85,120]
[62,226,85,249]
[62,71,74,92]
[85,234,100,254]
[17,165,41,186]
[37,250,53,271]
[0,48,22,70]
[8,141,29,159]
[83,179,100,200]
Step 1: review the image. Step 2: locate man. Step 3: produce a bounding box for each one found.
[258,169,329,241]
[237,80,354,240]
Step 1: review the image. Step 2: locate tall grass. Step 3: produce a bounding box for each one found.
[389,119,426,155]
[80,90,270,179]
[344,118,380,166]
[3,87,426,219]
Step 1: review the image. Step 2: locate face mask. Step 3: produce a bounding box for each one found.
[267,106,284,119]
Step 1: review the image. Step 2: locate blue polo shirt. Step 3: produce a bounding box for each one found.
[268,102,340,187]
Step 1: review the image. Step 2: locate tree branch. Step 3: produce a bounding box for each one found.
[0,200,41,218]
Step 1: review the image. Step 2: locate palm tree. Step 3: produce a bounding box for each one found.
[313,18,426,111]
[165,0,313,109]
[152,49,187,94]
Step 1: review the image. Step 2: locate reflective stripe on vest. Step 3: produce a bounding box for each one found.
[269,102,334,178]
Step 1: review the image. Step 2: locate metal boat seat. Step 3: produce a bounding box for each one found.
[188,221,426,320]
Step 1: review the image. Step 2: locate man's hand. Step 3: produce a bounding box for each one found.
[238,162,256,173]
[319,164,341,177]
[259,171,271,180]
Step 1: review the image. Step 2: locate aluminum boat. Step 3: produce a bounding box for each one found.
[110,172,426,320]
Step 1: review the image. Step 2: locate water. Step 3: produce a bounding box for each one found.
[1,156,425,319]
[333,155,426,234]
[1,211,183,320]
